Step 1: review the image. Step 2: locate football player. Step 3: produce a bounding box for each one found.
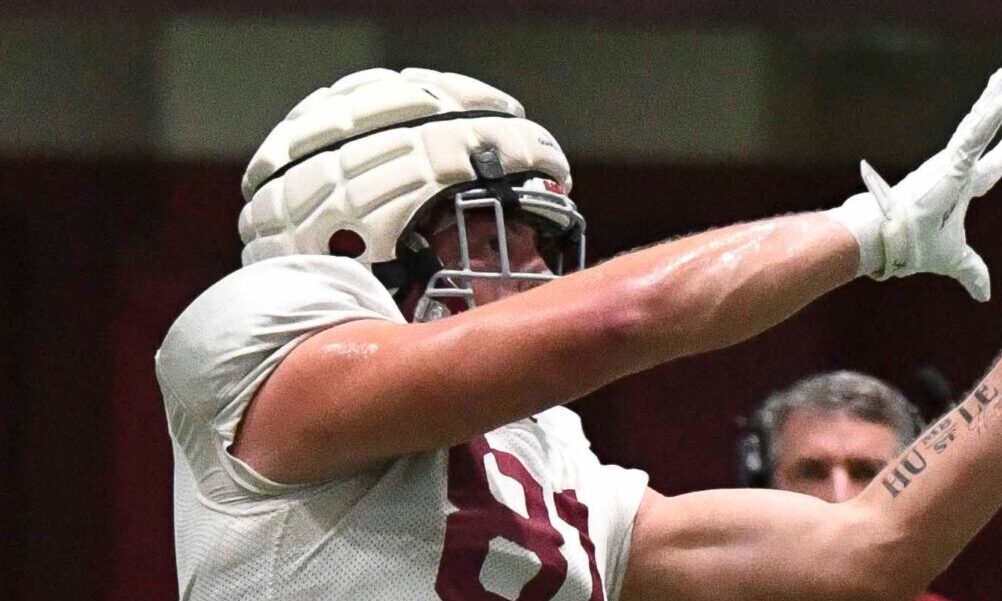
[157,67,1002,601]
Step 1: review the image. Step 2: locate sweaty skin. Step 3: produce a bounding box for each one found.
[638,221,777,286]
[233,211,856,482]
[318,341,380,359]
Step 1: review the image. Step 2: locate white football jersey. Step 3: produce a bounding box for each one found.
[156,255,649,601]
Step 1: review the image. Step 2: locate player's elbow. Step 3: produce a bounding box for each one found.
[822,504,932,601]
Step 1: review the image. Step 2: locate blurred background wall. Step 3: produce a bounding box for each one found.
[2,2,1002,600]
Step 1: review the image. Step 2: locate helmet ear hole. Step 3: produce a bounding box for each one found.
[328,229,367,258]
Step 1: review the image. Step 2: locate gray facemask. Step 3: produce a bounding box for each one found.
[414,182,586,322]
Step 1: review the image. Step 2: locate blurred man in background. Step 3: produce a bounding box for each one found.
[739,371,951,601]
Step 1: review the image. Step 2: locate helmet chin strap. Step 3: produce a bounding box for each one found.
[372,231,470,323]
[377,150,514,323]
[400,233,466,322]
[372,232,438,293]
[413,295,459,323]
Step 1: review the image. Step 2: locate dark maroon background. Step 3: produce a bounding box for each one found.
[2,158,1000,600]
[6,1,1002,31]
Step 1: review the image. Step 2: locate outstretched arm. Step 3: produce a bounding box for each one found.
[235,68,1002,482]
[236,212,857,480]
[621,356,1002,601]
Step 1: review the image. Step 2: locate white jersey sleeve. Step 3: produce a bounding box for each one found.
[155,255,405,498]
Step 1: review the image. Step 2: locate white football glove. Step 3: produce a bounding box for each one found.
[828,68,1002,302]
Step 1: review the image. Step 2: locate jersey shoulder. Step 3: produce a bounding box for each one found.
[156,256,405,497]
[157,255,402,412]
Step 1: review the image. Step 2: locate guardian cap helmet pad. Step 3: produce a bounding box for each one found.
[239,68,583,320]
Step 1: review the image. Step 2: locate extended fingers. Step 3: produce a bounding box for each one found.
[971,139,1002,197]
[860,160,894,217]
[954,246,991,302]
[948,69,1002,168]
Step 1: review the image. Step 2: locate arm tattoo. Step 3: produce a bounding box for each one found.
[958,384,1001,435]
[880,447,928,498]
[881,385,999,499]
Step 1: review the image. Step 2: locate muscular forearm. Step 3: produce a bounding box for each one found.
[240,207,861,478]
[852,356,1002,596]
[246,210,861,479]
[442,211,856,392]
[561,211,858,376]
[435,212,859,418]
[346,212,858,459]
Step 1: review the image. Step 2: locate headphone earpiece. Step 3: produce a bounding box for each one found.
[736,415,771,488]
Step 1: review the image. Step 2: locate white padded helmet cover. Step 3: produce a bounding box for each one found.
[239,68,572,268]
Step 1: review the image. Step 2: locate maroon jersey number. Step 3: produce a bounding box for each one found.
[435,436,604,601]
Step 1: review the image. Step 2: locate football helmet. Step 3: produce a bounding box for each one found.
[239,68,585,320]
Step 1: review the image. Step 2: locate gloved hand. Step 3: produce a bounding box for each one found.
[828,68,1002,302]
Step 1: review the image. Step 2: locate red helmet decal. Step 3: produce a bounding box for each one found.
[542,180,565,195]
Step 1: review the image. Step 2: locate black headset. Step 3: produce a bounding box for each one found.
[735,412,775,489]
[736,369,948,488]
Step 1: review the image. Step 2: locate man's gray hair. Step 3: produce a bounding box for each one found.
[753,370,924,472]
